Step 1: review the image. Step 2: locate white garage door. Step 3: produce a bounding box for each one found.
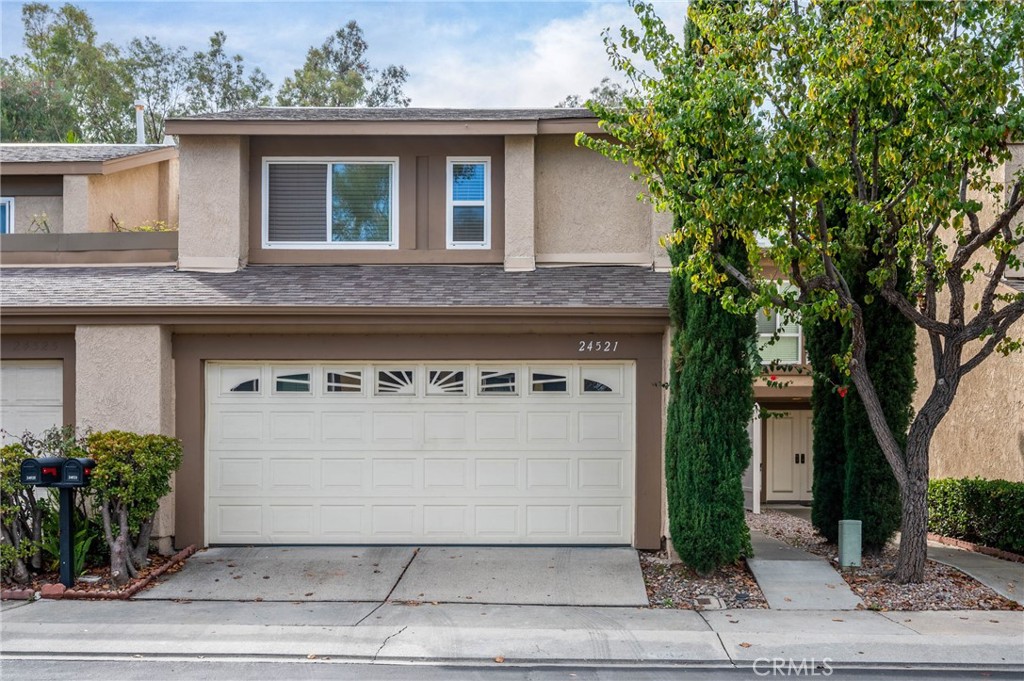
[0,360,63,445]
[206,361,634,544]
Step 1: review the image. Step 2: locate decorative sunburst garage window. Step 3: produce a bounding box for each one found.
[325,369,363,394]
[376,369,415,395]
[479,368,517,395]
[427,369,466,395]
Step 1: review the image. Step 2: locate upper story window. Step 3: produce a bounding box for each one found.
[446,158,490,249]
[757,309,802,364]
[263,158,398,249]
[0,198,14,234]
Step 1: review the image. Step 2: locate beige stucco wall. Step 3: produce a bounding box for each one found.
[535,135,652,264]
[504,135,536,271]
[915,146,1024,482]
[11,196,63,233]
[62,175,89,233]
[177,135,249,271]
[87,163,164,232]
[76,325,177,547]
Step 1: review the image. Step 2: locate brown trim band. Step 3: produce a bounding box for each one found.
[173,332,665,550]
[0,334,76,428]
[168,120,603,137]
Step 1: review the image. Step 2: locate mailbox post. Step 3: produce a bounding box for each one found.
[20,457,95,587]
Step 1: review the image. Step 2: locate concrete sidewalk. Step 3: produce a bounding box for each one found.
[928,543,1024,605]
[746,531,863,610]
[2,599,1021,670]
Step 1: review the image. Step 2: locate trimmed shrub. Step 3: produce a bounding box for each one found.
[87,430,183,586]
[841,255,914,552]
[665,237,755,573]
[928,478,1024,555]
[806,313,847,543]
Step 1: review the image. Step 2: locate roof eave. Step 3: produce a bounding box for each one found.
[165,119,603,136]
[0,146,178,176]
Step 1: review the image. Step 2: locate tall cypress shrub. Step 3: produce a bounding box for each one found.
[842,255,916,552]
[665,237,756,573]
[807,313,847,543]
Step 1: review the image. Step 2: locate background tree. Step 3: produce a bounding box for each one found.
[123,36,191,143]
[185,31,273,116]
[556,77,626,108]
[581,1,1024,582]
[15,2,133,142]
[0,57,78,141]
[277,21,409,107]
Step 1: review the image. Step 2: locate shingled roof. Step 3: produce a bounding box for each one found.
[0,265,669,312]
[0,144,174,164]
[169,107,596,123]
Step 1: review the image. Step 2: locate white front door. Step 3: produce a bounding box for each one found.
[0,360,63,445]
[766,411,813,502]
[205,361,635,545]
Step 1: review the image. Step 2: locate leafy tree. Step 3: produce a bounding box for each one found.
[0,57,78,141]
[666,236,756,573]
[87,431,182,587]
[581,1,1024,582]
[124,36,191,143]
[18,1,134,142]
[185,31,273,116]
[277,21,409,107]
[556,77,626,108]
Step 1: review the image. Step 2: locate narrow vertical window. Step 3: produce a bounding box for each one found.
[0,198,14,234]
[446,158,490,248]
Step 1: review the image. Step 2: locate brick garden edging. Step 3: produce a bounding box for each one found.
[928,533,1024,564]
[1,545,197,601]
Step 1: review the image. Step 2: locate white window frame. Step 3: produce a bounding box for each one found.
[446,157,490,249]
[262,157,399,250]
[0,197,14,235]
[758,309,803,365]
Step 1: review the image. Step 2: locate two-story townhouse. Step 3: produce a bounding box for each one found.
[2,109,679,551]
[2,112,1018,555]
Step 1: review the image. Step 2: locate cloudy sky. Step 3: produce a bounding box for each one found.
[1,0,687,107]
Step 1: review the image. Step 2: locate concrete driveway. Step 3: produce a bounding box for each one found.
[136,546,648,606]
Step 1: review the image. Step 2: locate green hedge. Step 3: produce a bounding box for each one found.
[927,478,1024,555]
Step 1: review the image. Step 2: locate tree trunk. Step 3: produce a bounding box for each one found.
[103,503,131,587]
[131,518,153,569]
[1,525,31,584]
[894,465,929,583]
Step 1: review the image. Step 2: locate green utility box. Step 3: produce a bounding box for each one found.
[839,519,862,568]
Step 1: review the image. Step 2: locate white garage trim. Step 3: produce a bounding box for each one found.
[0,360,63,445]
[205,361,635,545]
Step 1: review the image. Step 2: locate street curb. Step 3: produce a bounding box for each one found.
[929,533,1024,564]
[1,545,197,602]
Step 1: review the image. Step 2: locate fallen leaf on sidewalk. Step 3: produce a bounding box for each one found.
[784,597,792,602]
[494,656,505,663]
[304,592,314,597]
[739,642,752,648]
[832,618,843,622]
[307,654,317,660]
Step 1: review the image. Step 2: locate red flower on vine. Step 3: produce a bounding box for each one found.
[769,374,777,381]
[837,386,848,398]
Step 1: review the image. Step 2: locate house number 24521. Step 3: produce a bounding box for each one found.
[578,340,619,352]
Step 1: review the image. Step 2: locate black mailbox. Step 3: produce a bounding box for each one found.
[59,458,95,487]
[20,457,65,486]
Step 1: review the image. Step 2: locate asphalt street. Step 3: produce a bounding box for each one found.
[1,657,1019,681]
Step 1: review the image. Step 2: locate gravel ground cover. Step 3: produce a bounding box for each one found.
[640,551,768,610]
[747,508,1022,611]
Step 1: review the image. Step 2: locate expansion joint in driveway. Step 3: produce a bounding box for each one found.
[355,547,419,626]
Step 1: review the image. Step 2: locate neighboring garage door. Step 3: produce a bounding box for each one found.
[0,360,63,445]
[206,361,634,545]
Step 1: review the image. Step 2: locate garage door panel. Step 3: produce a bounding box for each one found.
[1,361,63,445]
[206,361,634,544]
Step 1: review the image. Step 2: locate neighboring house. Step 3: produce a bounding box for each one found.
[1,109,675,551]
[0,143,178,265]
